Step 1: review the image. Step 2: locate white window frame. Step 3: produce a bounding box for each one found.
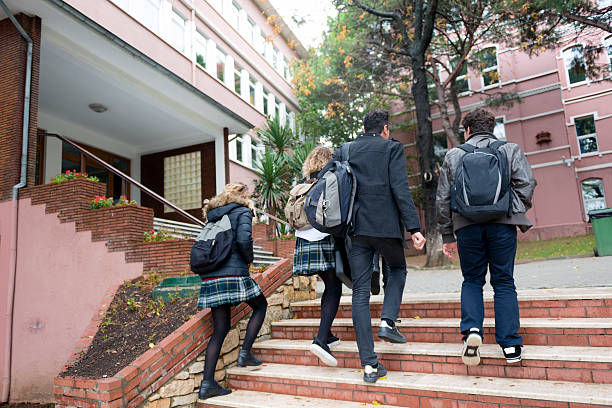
[194,30,208,69]
[581,179,607,217]
[258,30,267,56]
[209,0,223,14]
[229,1,241,29]
[248,76,256,106]
[272,45,280,71]
[234,63,242,95]
[262,88,270,116]
[246,17,256,45]
[215,47,227,83]
[454,59,471,94]
[605,36,612,76]
[130,0,161,33]
[573,114,599,156]
[169,9,186,53]
[563,44,588,87]
[478,46,500,89]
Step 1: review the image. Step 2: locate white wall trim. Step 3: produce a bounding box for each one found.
[504,108,565,125]
[563,89,612,105]
[576,162,612,172]
[524,145,571,156]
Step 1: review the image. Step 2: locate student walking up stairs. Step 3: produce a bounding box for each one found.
[199,287,612,407]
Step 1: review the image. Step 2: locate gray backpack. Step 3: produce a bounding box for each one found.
[190,215,233,276]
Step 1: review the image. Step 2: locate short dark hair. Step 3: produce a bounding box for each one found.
[462,108,496,136]
[363,110,389,133]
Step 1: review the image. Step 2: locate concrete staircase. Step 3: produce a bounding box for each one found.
[154,217,282,266]
[200,287,612,407]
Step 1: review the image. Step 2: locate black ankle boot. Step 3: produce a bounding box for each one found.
[237,349,262,367]
[198,380,231,400]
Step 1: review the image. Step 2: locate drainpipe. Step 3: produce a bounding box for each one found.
[0,1,33,403]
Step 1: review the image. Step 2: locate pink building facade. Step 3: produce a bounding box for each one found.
[394,28,612,240]
[0,0,302,401]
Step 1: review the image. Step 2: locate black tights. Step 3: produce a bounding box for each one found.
[316,270,342,343]
[203,294,267,381]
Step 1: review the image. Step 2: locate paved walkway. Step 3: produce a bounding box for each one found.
[329,256,612,295]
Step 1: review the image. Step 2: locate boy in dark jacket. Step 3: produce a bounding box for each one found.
[336,110,426,383]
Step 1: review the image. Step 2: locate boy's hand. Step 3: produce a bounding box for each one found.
[442,242,458,260]
[411,232,426,250]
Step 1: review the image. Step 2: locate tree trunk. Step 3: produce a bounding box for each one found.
[411,54,445,267]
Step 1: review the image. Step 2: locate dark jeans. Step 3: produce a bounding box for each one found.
[349,235,407,366]
[456,223,522,348]
[372,252,390,290]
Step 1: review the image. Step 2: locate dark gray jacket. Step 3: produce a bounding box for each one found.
[204,199,254,278]
[335,133,421,240]
[435,133,537,243]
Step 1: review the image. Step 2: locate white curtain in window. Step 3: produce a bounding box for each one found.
[134,0,160,32]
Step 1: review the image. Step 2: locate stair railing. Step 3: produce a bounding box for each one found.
[39,133,292,233]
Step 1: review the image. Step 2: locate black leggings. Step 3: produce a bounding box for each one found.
[203,294,267,381]
[316,269,342,343]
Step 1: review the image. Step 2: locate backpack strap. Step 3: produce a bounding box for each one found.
[340,141,353,161]
[489,140,507,150]
[457,143,476,153]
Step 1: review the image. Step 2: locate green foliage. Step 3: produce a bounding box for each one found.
[254,150,290,216]
[90,195,137,210]
[256,115,295,155]
[51,169,99,184]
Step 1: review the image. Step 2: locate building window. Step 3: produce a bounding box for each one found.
[249,76,256,105]
[163,151,201,212]
[258,30,267,55]
[251,144,259,168]
[273,45,280,70]
[134,0,160,32]
[605,36,612,74]
[455,60,469,93]
[111,0,129,9]
[284,57,291,80]
[210,0,223,13]
[229,1,240,29]
[433,133,448,165]
[235,136,243,162]
[234,63,242,95]
[494,118,506,140]
[195,31,207,69]
[246,17,256,45]
[216,47,226,82]
[169,9,186,53]
[478,47,499,87]
[274,97,280,119]
[563,45,587,84]
[581,179,606,215]
[263,88,270,115]
[426,72,438,101]
[575,115,598,154]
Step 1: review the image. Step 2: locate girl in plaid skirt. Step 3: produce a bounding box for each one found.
[293,147,343,367]
[197,183,267,400]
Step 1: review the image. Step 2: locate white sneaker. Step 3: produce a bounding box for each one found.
[461,328,482,366]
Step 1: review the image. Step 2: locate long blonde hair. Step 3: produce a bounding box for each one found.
[302,146,332,178]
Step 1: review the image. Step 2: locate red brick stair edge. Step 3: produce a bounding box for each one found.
[54,258,292,408]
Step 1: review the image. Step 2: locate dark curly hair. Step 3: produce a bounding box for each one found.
[363,110,389,133]
[462,108,496,136]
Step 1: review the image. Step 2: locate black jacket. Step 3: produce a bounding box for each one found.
[204,201,254,278]
[335,133,421,240]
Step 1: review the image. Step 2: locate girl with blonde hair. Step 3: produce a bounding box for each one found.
[293,146,343,367]
[197,182,267,400]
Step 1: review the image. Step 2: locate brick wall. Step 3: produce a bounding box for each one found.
[54,260,296,408]
[0,14,41,202]
[126,240,195,276]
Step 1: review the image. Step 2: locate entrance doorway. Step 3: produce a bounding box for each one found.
[61,140,131,200]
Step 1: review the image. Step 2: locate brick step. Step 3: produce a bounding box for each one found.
[225,363,612,407]
[252,339,612,384]
[291,287,612,319]
[271,318,612,347]
[199,390,397,408]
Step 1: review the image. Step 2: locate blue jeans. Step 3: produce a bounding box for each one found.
[456,224,522,348]
[349,236,407,366]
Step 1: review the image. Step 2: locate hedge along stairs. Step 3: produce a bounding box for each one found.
[200,287,612,408]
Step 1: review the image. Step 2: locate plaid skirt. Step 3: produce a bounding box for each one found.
[197,276,263,310]
[293,236,336,276]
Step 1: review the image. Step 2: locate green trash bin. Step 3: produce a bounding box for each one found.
[589,208,612,257]
[152,276,201,301]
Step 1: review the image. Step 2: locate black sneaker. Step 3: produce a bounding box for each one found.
[198,380,232,400]
[377,320,407,343]
[309,338,338,366]
[237,349,262,367]
[461,328,482,366]
[503,345,522,364]
[327,334,341,348]
[363,363,387,383]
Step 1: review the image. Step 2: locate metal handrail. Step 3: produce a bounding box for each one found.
[39,132,291,230]
[40,132,206,226]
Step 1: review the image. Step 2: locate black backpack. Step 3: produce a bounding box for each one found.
[451,139,512,223]
[190,215,233,276]
[304,142,356,237]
